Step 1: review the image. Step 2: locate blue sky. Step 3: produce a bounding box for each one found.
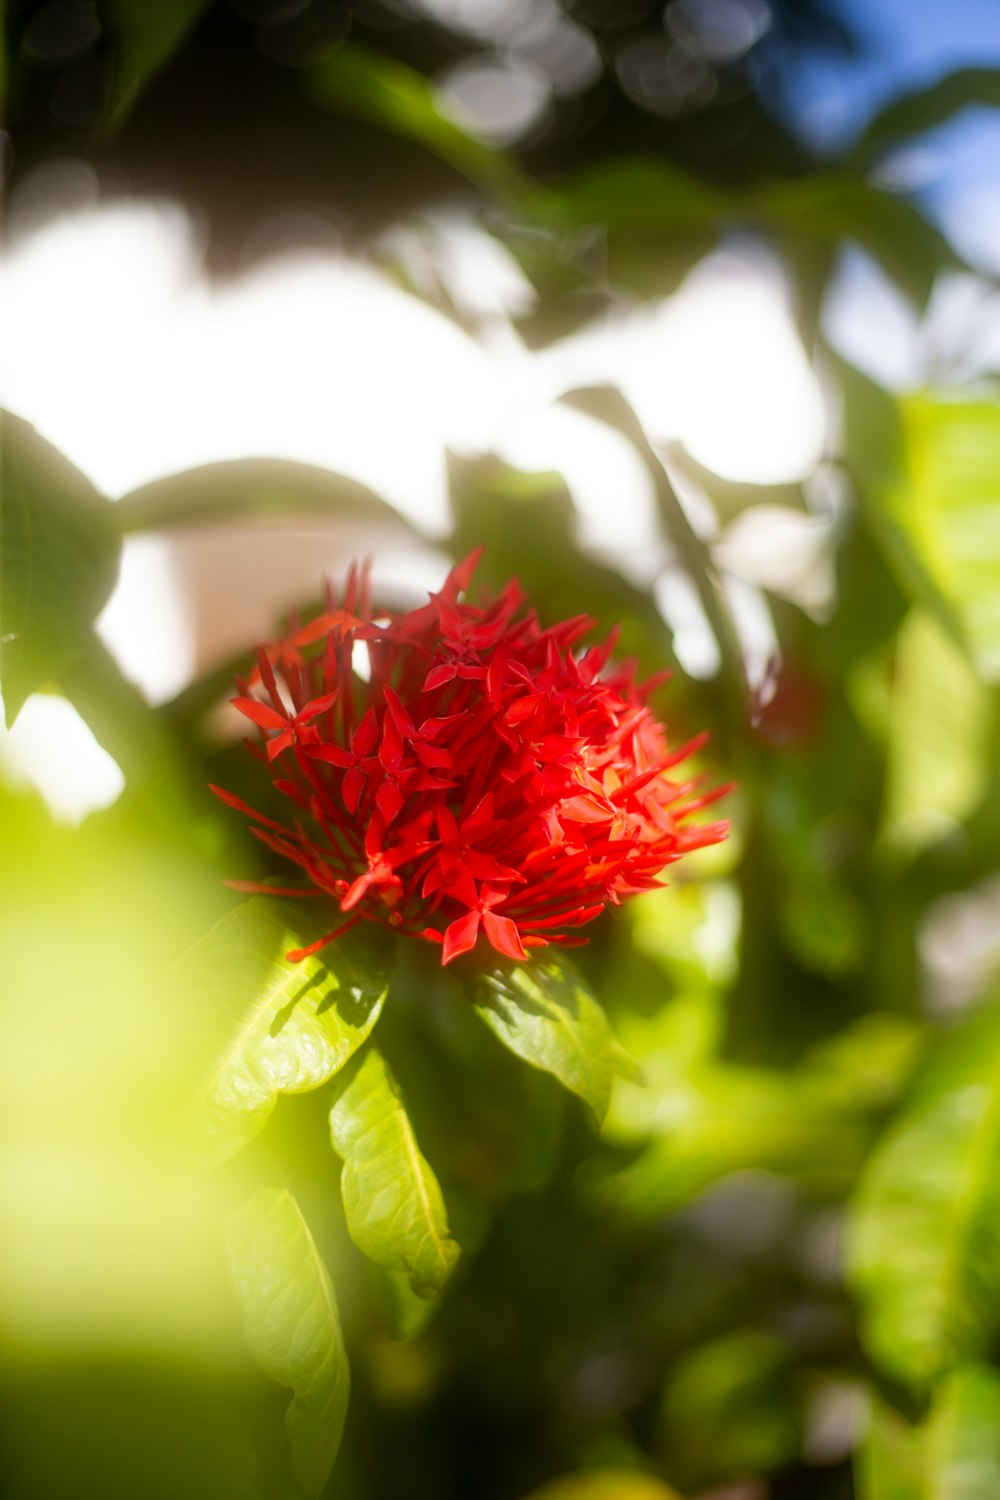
[768,0,1000,271]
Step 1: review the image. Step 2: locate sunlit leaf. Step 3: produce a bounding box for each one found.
[329,1044,459,1297]
[848,1000,1000,1386]
[114,456,414,536]
[858,1365,1000,1500]
[103,0,210,129]
[307,42,525,200]
[188,898,391,1167]
[519,1472,682,1500]
[225,1188,349,1496]
[474,953,616,1125]
[898,394,1000,680]
[881,609,990,854]
[853,68,1000,164]
[0,412,120,726]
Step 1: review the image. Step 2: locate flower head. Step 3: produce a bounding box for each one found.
[212,552,729,965]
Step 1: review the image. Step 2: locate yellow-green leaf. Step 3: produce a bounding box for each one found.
[329,1045,459,1298]
[474,953,615,1125]
[225,1188,349,1496]
[189,898,391,1167]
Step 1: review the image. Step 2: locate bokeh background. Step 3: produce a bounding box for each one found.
[3,2,1000,1497]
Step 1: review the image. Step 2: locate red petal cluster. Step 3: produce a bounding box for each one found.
[212,552,729,966]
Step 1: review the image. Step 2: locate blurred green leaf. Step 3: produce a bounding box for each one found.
[838,364,969,650]
[601,1062,865,1215]
[188,898,390,1168]
[102,0,210,130]
[530,156,723,297]
[474,953,616,1126]
[858,1365,1000,1500]
[114,456,414,535]
[329,1044,459,1298]
[848,1000,1000,1387]
[881,609,991,855]
[0,411,120,726]
[898,395,1000,680]
[852,68,1000,164]
[658,1331,801,1487]
[307,42,525,200]
[225,1187,349,1496]
[519,1472,682,1500]
[755,177,958,309]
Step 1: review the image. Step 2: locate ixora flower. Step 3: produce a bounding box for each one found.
[211,551,729,966]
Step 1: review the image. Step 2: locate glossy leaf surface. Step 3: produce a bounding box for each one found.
[190,898,390,1167]
[329,1044,459,1297]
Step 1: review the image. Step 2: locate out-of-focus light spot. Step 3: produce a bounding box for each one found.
[666,0,771,64]
[438,55,551,145]
[512,14,602,95]
[405,0,539,43]
[919,874,1000,1015]
[715,505,837,618]
[96,535,193,704]
[624,256,826,481]
[654,567,721,679]
[0,695,124,823]
[499,400,660,573]
[823,246,921,390]
[614,35,717,117]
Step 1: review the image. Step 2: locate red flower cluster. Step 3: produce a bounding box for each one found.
[212,553,729,966]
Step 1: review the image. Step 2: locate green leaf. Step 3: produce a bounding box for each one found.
[189,898,391,1167]
[529,155,723,298]
[329,1044,459,1297]
[837,363,970,651]
[881,609,991,854]
[102,0,210,130]
[848,1001,1000,1386]
[898,395,1000,680]
[225,1188,349,1496]
[474,952,616,1126]
[858,1365,1000,1500]
[852,68,1000,164]
[114,456,414,536]
[754,176,959,310]
[0,411,121,726]
[307,42,525,201]
[518,1473,682,1500]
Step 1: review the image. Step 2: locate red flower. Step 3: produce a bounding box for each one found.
[212,552,729,965]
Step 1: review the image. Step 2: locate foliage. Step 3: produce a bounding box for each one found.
[4,4,1000,1499]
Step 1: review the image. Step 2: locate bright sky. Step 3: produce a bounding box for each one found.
[0,182,827,820]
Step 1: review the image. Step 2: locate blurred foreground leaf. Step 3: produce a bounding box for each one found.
[853,68,1000,164]
[115,456,414,535]
[519,1472,682,1500]
[225,1188,349,1496]
[474,954,615,1126]
[0,412,120,726]
[848,1000,1000,1386]
[329,1044,460,1298]
[188,898,391,1167]
[881,609,991,854]
[755,177,958,309]
[102,0,210,129]
[899,395,1000,679]
[858,1365,1000,1499]
[307,43,524,200]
